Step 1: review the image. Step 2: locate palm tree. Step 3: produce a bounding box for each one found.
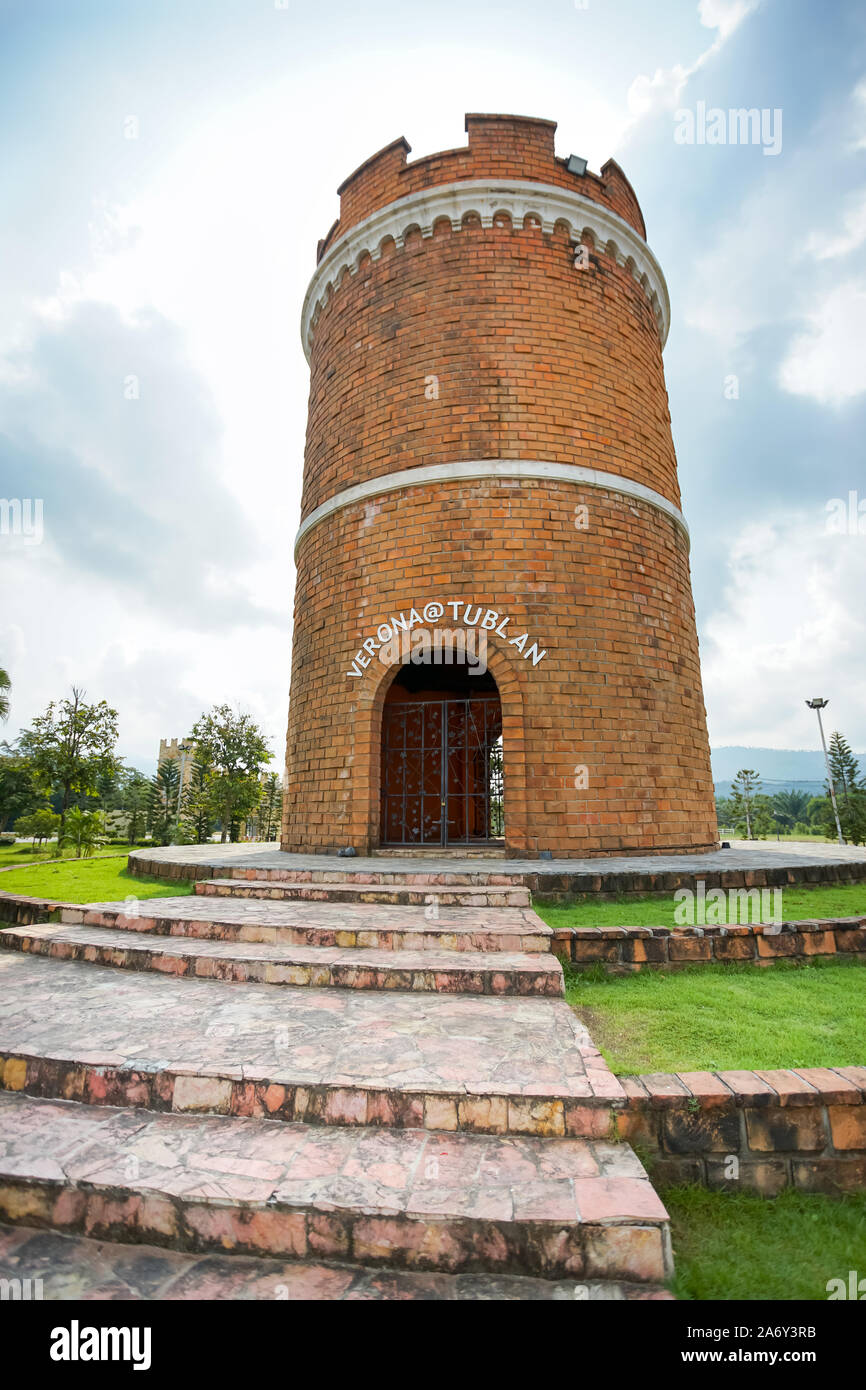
[0,668,10,723]
[771,788,811,830]
[59,807,105,859]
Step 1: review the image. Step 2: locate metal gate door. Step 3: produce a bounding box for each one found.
[381,695,503,846]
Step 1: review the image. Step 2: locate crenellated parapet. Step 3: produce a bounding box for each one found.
[302,115,665,361]
[321,114,646,254]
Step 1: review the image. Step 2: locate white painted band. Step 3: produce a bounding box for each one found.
[301,178,670,359]
[293,459,689,557]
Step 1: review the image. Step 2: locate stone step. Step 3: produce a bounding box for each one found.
[0,1093,671,1283]
[217,866,516,886]
[0,953,623,1136]
[0,923,563,998]
[198,878,531,907]
[0,1222,671,1300]
[67,898,553,953]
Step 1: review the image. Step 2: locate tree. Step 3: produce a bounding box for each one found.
[820,732,866,846]
[147,759,181,846]
[0,741,40,832]
[180,752,215,844]
[0,667,10,723]
[14,807,60,853]
[256,773,282,842]
[805,796,828,828]
[729,769,768,840]
[751,795,777,839]
[771,789,811,830]
[19,688,120,832]
[188,706,272,843]
[59,807,105,859]
[93,763,125,812]
[123,771,151,845]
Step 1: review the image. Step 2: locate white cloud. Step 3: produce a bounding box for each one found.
[698,0,759,41]
[777,281,866,405]
[702,511,866,748]
[0,561,288,772]
[627,65,692,119]
[623,0,758,137]
[806,191,866,261]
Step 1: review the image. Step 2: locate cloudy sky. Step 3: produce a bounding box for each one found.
[1,0,864,773]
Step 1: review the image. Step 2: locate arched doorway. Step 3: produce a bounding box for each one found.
[380,663,504,847]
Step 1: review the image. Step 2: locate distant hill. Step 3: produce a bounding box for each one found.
[710,746,865,798]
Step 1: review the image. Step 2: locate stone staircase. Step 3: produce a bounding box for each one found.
[0,866,673,1299]
[196,867,530,908]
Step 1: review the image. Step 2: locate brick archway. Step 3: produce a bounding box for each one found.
[357,640,529,856]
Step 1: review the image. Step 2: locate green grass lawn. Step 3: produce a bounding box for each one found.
[0,853,192,903]
[537,881,866,930]
[0,841,75,869]
[0,841,145,870]
[565,958,866,1074]
[666,1186,866,1300]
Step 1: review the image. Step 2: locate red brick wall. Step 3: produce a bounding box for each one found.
[552,919,866,969]
[303,220,676,519]
[618,1067,866,1195]
[283,115,717,857]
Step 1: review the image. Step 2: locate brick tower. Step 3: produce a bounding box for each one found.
[282,114,718,858]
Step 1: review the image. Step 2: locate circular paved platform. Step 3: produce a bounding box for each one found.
[128,840,866,900]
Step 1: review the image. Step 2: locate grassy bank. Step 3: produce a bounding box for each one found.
[0,854,192,904]
[666,1185,866,1300]
[538,881,866,931]
[0,842,151,870]
[565,957,866,1074]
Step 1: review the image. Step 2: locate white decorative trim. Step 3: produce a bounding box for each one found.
[294,459,689,557]
[300,179,671,360]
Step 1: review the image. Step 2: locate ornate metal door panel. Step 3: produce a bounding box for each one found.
[381,695,503,846]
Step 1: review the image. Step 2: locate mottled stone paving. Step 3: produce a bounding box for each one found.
[0,953,620,1135]
[0,1224,670,1299]
[196,878,531,906]
[129,839,866,879]
[74,898,551,953]
[0,922,563,997]
[0,1094,669,1281]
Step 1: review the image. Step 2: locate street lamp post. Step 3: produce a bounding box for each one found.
[176,741,192,817]
[805,698,844,846]
[169,741,193,843]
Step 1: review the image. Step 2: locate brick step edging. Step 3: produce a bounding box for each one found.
[0,925,564,998]
[0,1050,619,1139]
[553,918,866,970]
[617,1065,866,1194]
[0,891,79,927]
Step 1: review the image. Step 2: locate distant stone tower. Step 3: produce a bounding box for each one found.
[158,738,195,791]
[282,114,717,858]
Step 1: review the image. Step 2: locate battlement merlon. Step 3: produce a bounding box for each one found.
[318,113,646,263]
